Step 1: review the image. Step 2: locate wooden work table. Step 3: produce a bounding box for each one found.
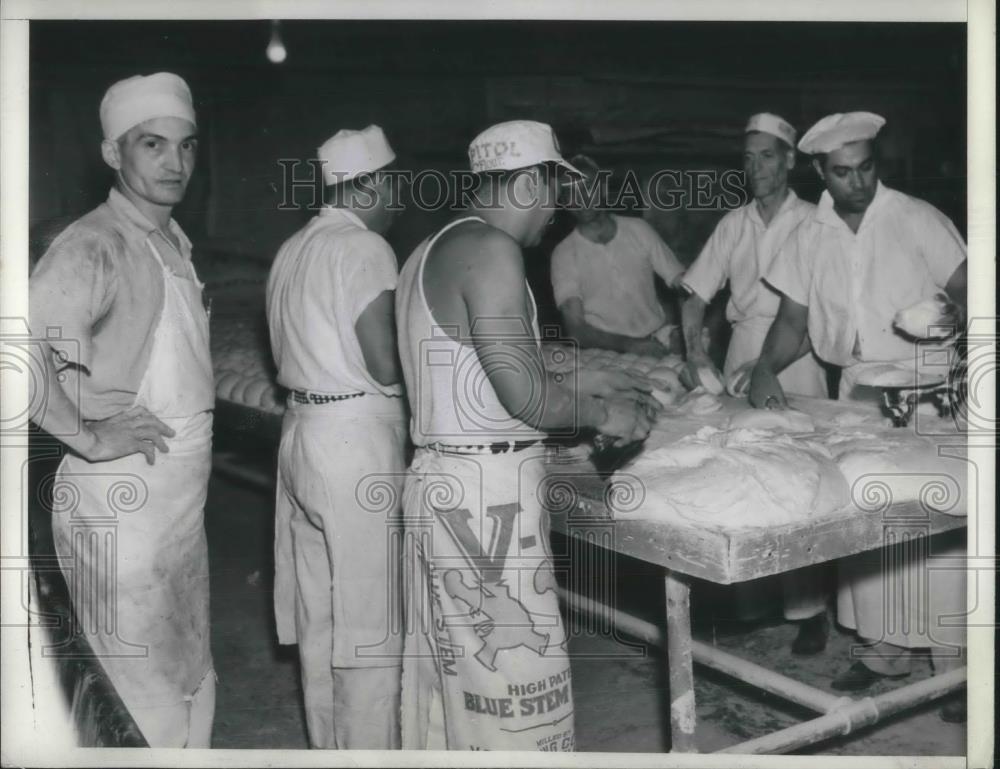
[544,393,969,753]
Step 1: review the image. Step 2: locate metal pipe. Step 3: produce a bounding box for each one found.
[690,640,847,715]
[558,586,846,715]
[721,667,966,754]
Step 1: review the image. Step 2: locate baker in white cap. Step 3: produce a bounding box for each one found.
[550,153,685,356]
[749,112,968,721]
[29,72,215,746]
[396,120,658,751]
[266,124,406,749]
[680,112,832,653]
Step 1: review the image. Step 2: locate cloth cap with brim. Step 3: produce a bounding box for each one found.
[100,72,196,141]
[797,111,886,155]
[318,125,396,185]
[468,120,582,177]
[744,112,796,147]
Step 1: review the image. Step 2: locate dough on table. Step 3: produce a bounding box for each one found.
[728,408,815,433]
[613,427,849,528]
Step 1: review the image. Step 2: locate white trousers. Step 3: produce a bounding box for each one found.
[273,396,407,749]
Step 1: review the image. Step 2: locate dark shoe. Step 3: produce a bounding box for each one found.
[831,661,910,692]
[940,696,967,723]
[791,613,828,656]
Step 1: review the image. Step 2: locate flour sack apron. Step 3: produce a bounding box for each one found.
[52,236,215,746]
[401,446,575,752]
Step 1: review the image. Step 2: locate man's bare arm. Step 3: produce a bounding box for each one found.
[464,234,653,441]
[355,289,403,387]
[748,294,809,409]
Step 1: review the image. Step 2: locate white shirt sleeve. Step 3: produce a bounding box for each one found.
[764,227,811,308]
[344,232,399,323]
[682,215,731,303]
[550,237,581,308]
[914,201,967,288]
[635,218,685,286]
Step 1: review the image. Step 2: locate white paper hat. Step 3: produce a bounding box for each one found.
[798,111,886,155]
[468,120,582,175]
[745,112,796,147]
[318,125,396,185]
[100,72,196,141]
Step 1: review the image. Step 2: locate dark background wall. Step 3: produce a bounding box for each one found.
[29,20,967,331]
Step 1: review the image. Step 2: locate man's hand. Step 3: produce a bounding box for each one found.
[679,351,720,391]
[595,397,654,448]
[628,336,671,358]
[81,406,176,465]
[748,365,788,410]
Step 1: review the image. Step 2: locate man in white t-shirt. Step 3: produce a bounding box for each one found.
[266,125,407,748]
[681,113,830,656]
[551,155,686,356]
[750,112,967,722]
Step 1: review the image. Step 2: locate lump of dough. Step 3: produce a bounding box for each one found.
[697,365,725,395]
[836,444,968,516]
[676,387,723,415]
[612,432,849,528]
[728,408,815,433]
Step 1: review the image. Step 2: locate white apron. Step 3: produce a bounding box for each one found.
[725,316,827,398]
[400,446,575,752]
[52,236,216,745]
[835,361,966,651]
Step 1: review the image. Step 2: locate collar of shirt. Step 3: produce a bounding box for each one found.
[106,186,192,253]
[815,180,888,233]
[746,188,801,229]
[318,205,369,230]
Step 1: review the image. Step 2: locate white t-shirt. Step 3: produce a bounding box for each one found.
[683,190,815,325]
[266,207,401,396]
[551,214,684,338]
[766,182,966,367]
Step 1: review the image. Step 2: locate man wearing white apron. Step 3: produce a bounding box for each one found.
[29,73,216,747]
[681,113,831,655]
[267,125,407,749]
[396,121,658,751]
[749,112,968,722]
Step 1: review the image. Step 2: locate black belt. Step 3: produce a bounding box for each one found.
[429,439,540,455]
[290,389,365,405]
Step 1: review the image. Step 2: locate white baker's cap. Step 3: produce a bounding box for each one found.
[797,111,886,155]
[468,120,582,175]
[317,125,396,185]
[745,112,796,147]
[100,72,196,141]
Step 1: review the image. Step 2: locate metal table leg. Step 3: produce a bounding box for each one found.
[665,569,697,752]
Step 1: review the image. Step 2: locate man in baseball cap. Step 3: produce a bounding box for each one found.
[267,124,407,748]
[30,72,215,746]
[680,112,831,654]
[395,121,658,750]
[749,111,969,720]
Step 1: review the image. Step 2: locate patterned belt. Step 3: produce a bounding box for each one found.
[428,439,540,455]
[290,389,366,405]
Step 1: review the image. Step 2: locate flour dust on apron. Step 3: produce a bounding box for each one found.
[51,235,216,747]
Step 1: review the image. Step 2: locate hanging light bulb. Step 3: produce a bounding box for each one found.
[267,20,287,64]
